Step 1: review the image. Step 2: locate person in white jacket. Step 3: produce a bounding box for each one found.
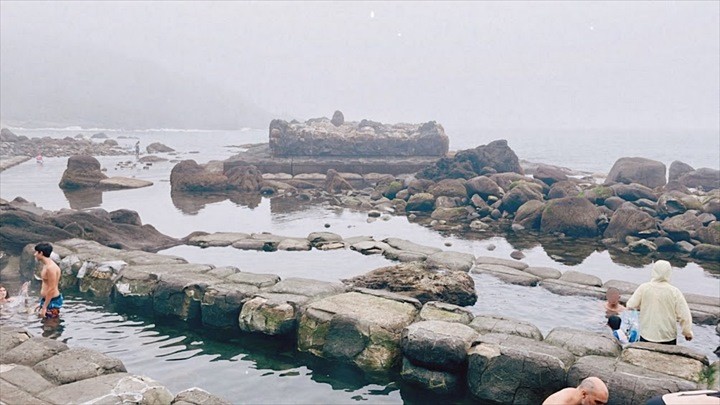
[626,260,693,345]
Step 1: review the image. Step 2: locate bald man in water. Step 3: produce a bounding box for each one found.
[543,377,609,405]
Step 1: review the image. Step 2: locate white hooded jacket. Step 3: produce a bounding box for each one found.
[626,261,693,342]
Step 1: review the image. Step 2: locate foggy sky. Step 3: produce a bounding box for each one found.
[1,1,718,131]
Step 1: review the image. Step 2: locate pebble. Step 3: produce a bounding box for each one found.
[324,223,331,228]
[368,210,382,218]
[510,250,525,260]
[486,244,496,251]
[444,242,452,247]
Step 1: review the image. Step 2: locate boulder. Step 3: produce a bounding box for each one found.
[533,165,568,186]
[406,192,436,211]
[418,301,474,324]
[350,240,390,255]
[669,161,695,182]
[540,279,607,299]
[98,177,153,190]
[170,160,229,192]
[544,327,621,357]
[628,239,657,254]
[696,223,720,245]
[187,232,250,247]
[425,251,475,272]
[656,192,688,218]
[610,183,658,202]
[559,271,602,287]
[58,155,108,189]
[430,207,468,222]
[679,168,720,191]
[469,315,543,340]
[468,335,575,404]
[225,165,263,192]
[33,347,126,385]
[691,244,720,261]
[0,210,74,254]
[400,357,460,394]
[0,364,56,397]
[324,169,354,193]
[330,110,344,126]
[547,180,581,200]
[152,271,220,322]
[602,280,639,295]
[343,262,477,306]
[427,179,467,199]
[382,237,441,256]
[603,205,658,241]
[540,197,599,237]
[501,182,544,213]
[109,209,142,226]
[419,139,523,180]
[605,157,667,188]
[660,212,703,241]
[0,326,33,353]
[146,142,175,153]
[465,176,504,199]
[298,290,420,370]
[513,200,545,230]
[402,320,478,371]
[566,356,697,405]
[604,196,626,211]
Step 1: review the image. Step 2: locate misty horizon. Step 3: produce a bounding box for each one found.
[1,1,719,132]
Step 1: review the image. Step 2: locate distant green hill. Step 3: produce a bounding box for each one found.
[0,45,273,130]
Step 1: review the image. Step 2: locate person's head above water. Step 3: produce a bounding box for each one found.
[650,260,672,283]
[0,284,8,300]
[577,377,609,405]
[607,315,622,331]
[605,287,620,305]
[34,242,53,258]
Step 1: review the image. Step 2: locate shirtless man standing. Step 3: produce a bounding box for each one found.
[34,242,63,318]
[543,377,609,405]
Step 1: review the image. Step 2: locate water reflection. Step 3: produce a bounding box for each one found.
[171,191,262,215]
[62,188,103,210]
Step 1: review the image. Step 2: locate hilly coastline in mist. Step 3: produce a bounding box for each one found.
[0,46,273,130]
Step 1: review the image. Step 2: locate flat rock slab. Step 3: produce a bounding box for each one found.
[683,293,720,308]
[350,240,391,255]
[559,270,603,287]
[540,279,607,299]
[567,356,697,405]
[1,337,69,366]
[523,266,561,280]
[471,264,540,286]
[418,301,474,324]
[474,256,528,270]
[225,272,280,288]
[620,342,708,382]
[382,238,442,256]
[36,372,130,404]
[0,379,49,405]
[0,364,55,396]
[239,293,309,336]
[298,291,419,370]
[34,347,127,385]
[469,315,543,341]
[277,238,312,251]
[98,177,153,189]
[187,232,250,247]
[544,327,621,358]
[468,334,575,405]
[425,251,475,272]
[0,327,33,353]
[401,320,478,371]
[264,277,346,298]
[201,282,260,329]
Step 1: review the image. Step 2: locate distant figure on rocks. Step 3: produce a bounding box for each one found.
[34,242,63,320]
[626,260,693,345]
[135,141,140,157]
[36,152,43,165]
[542,377,609,405]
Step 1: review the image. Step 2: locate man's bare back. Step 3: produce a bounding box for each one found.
[34,242,62,318]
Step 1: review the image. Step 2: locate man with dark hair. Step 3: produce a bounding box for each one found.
[34,242,63,319]
[543,377,609,405]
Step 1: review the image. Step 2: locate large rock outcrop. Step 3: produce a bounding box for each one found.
[418,140,523,180]
[58,155,108,189]
[269,118,448,157]
[605,157,667,189]
[678,168,720,191]
[170,160,229,192]
[603,205,658,241]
